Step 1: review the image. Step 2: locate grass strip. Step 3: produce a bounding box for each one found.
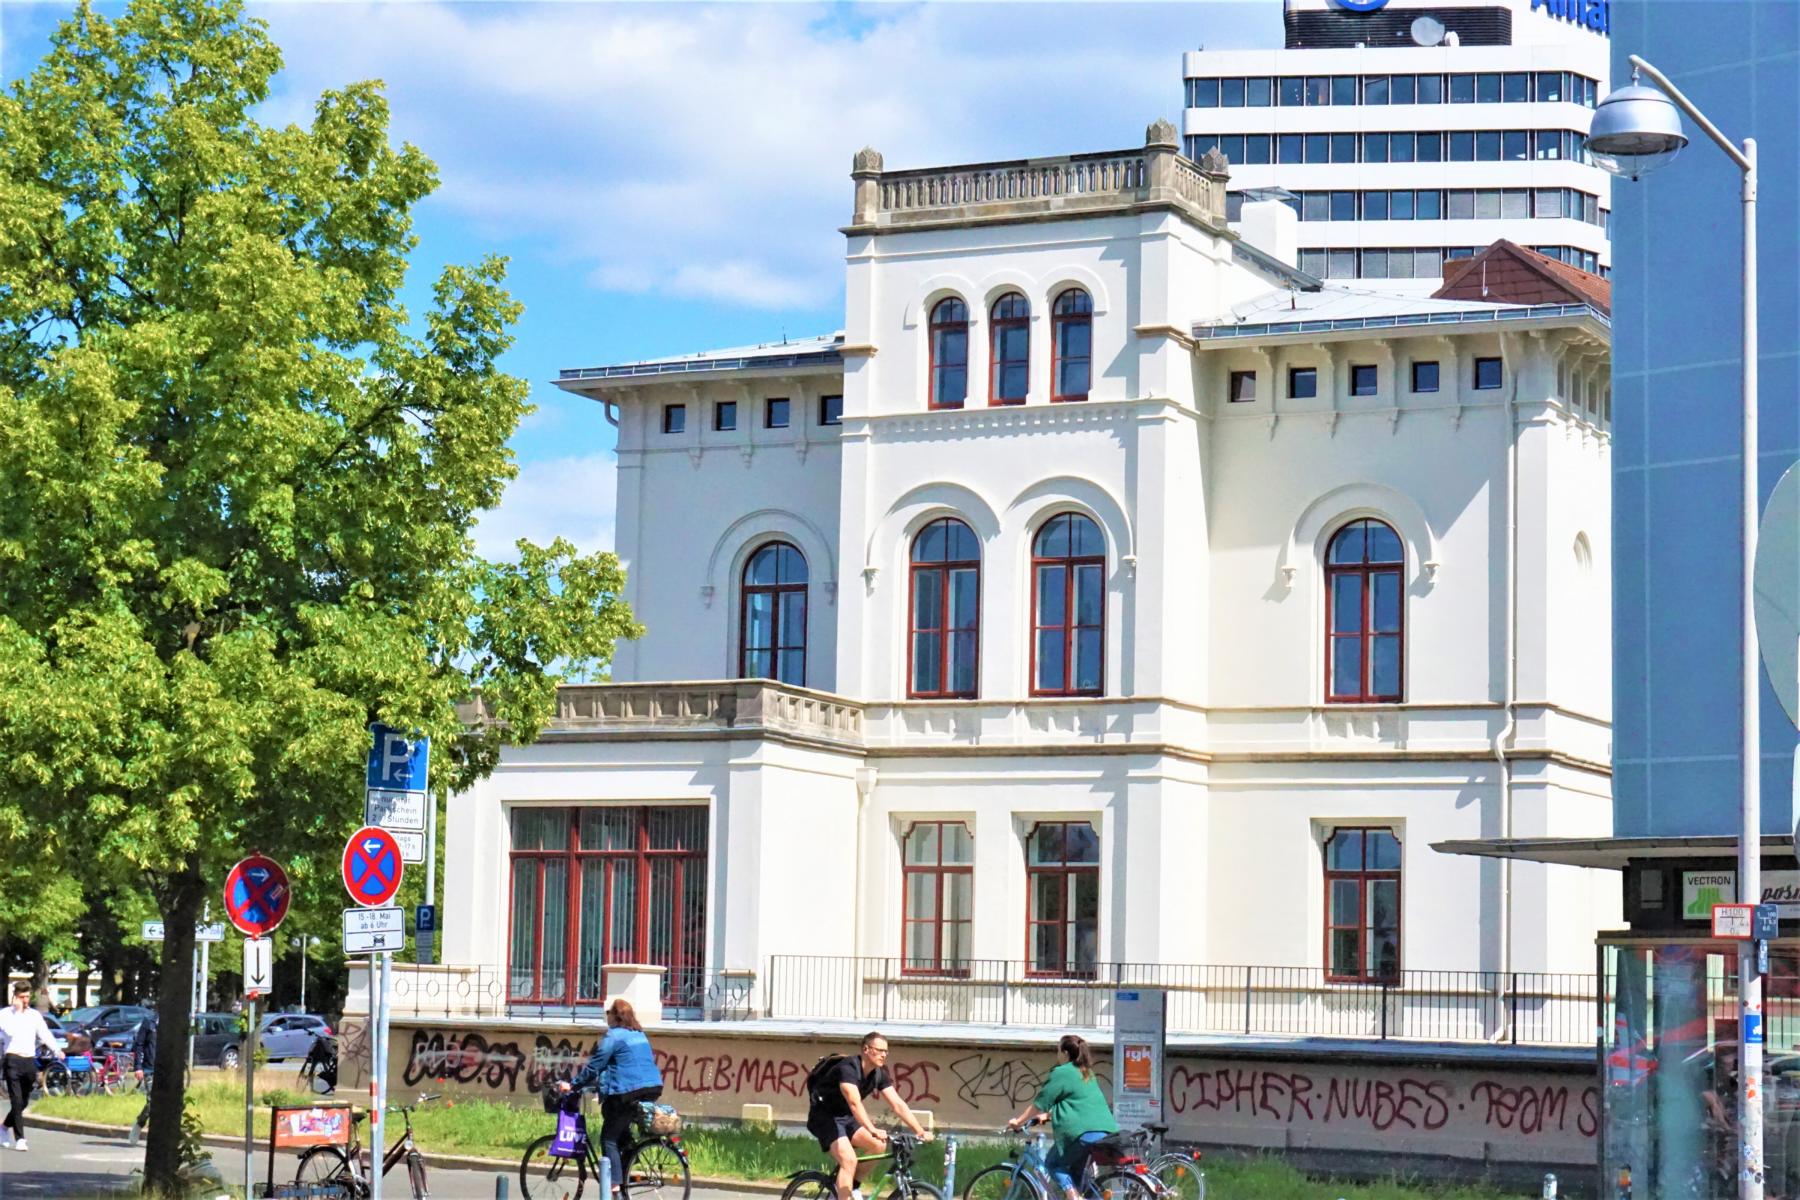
[34,1082,1528,1199]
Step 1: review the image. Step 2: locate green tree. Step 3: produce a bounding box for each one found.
[0,0,640,1189]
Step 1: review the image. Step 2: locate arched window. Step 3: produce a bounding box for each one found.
[909,518,980,698]
[989,292,1030,405]
[741,542,808,686]
[929,298,968,410]
[1051,289,1093,402]
[1325,519,1404,702]
[1032,513,1105,696]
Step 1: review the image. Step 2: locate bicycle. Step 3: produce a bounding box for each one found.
[779,1129,944,1200]
[1123,1126,1204,1200]
[962,1125,1157,1200]
[520,1092,692,1200]
[294,1093,439,1200]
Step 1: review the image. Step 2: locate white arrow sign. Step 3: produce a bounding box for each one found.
[144,921,227,943]
[243,937,273,998]
[342,905,405,954]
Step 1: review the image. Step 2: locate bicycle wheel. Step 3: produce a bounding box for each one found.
[780,1170,839,1200]
[1093,1170,1157,1200]
[296,1145,368,1199]
[521,1133,589,1200]
[623,1136,691,1200]
[890,1181,946,1200]
[406,1149,430,1200]
[1148,1154,1203,1200]
[42,1064,67,1097]
[965,1164,1046,1200]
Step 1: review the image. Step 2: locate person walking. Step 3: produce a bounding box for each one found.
[129,1009,159,1146]
[558,999,665,1198]
[1006,1034,1119,1200]
[2,981,64,1152]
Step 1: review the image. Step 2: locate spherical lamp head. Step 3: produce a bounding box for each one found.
[1586,83,1687,180]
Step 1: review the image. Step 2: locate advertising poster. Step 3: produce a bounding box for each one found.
[1112,988,1167,1130]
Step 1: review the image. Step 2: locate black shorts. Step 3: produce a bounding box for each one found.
[808,1110,860,1152]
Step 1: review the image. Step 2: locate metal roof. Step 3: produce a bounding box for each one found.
[1195,300,1608,341]
[558,332,845,383]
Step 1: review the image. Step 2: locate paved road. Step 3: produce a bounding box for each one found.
[0,1123,776,1199]
[0,1124,517,1198]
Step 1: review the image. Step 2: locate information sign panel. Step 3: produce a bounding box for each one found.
[343,905,405,954]
[365,789,426,833]
[1112,988,1167,1130]
[1714,903,1755,939]
[243,937,273,998]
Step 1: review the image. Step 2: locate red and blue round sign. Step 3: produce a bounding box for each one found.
[343,826,404,908]
[223,855,292,936]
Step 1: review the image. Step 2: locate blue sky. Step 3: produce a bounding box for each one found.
[1,1,1278,558]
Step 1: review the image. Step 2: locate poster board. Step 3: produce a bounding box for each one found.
[1112,988,1167,1130]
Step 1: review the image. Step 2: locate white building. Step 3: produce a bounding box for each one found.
[441,126,1617,1037]
[1183,0,1611,280]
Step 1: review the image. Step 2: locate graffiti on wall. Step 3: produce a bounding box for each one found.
[345,1022,1597,1163]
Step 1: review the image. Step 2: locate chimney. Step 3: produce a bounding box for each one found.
[1236,198,1298,269]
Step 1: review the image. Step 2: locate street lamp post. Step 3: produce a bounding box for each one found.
[292,936,318,1013]
[1588,55,1760,1200]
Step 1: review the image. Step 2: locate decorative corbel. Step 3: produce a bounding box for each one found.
[1279,564,1297,592]
[699,585,715,609]
[1121,555,1138,578]
[862,565,880,594]
[1424,560,1441,585]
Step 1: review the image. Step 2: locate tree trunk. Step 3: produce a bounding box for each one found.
[143,864,206,1196]
[29,947,49,1010]
[76,964,91,1008]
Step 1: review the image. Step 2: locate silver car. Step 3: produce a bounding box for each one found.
[257,1014,332,1060]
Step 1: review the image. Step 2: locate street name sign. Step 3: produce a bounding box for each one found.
[343,906,405,954]
[343,827,404,907]
[143,921,228,943]
[223,855,292,936]
[243,937,273,998]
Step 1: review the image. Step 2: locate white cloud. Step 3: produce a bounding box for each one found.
[474,452,619,561]
[253,1,1275,315]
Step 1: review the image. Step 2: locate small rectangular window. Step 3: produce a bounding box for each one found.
[1327,249,1356,279]
[1278,133,1304,164]
[1447,190,1474,220]
[1219,135,1245,164]
[1503,72,1529,103]
[714,400,737,431]
[1330,191,1356,222]
[1191,78,1219,108]
[1229,370,1257,403]
[1362,249,1389,279]
[1415,248,1444,278]
[1297,249,1327,277]
[1501,189,1529,220]
[1306,76,1331,105]
[1473,358,1503,390]
[1305,133,1329,163]
[1417,74,1444,104]
[662,404,686,434]
[1280,77,1305,107]
[1411,361,1440,393]
[1331,133,1357,164]
[1302,191,1329,222]
[1503,130,1529,161]
[1247,77,1273,107]
[1350,364,1377,396]
[1289,367,1318,399]
[1245,134,1271,165]
[1476,131,1501,161]
[819,395,843,426]
[1449,74,1476,103]
[1390,74,1416,104]
[1390,190,1415,220]
[765,397,790,428]
[1390,132,1415,163]
[1362,191,1389,221]
[1364,133,1389,163]
[1536,71,1563,103]
[1362,75,1389,105]
[1416,189,1442,220]
[1476,190,1501,219]
[1332,76,1357,106]
[1221,77,1246,107]
[1416,132,1442,162]
[1449,131,1474,162]
[1534,188,1561,219]
[1476,73,1501,103]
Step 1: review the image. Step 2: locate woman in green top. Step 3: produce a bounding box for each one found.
[1006,1034,1120,1200]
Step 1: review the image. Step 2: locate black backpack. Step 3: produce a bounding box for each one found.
[805,1053,853,1108]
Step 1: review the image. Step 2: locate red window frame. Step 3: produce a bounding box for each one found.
[1051,289,1093,402]
[929,298,969,410]
[1025,821,1100,978]
[989,292,1030,406]
[1324,518,1404,703]
[506,806,708,1006]
[1322,826,1402,983]
[907,518,980,699]
[901,821,974,976]
[740,541,807,686]
[1031,513,1105,697]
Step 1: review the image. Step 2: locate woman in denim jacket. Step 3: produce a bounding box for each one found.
[560,999,664,1196]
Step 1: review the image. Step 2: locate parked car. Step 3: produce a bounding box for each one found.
[258,1014,332,1060]
[64,1003,153,1040]
[41,1013,68,1054]
[193,1012,245,1068]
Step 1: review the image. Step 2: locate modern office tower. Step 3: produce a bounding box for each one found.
[1183,0,1611,279]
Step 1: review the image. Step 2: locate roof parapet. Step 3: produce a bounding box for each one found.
[846,120,1229,235]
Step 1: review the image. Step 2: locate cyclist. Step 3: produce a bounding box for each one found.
[558,999,664,1197]
[806,1031,933,1200]
[1005,1034,1118,1200]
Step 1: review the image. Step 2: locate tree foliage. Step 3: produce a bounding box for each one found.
[0,0,639,1188]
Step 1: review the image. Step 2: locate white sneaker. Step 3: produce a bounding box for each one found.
[12,1137,26,1151]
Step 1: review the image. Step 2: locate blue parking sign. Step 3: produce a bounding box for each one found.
[415,904,437,933]
[367,724,430,792]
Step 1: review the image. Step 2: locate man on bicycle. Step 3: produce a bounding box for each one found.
[806,1032,932,1200]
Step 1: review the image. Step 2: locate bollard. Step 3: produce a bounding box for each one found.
[1542,1173,1557,1200]
[494,1176,510,1199]
[943,1134,959,1199]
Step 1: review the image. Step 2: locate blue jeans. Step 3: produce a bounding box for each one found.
[1046,1130,1110,1193]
